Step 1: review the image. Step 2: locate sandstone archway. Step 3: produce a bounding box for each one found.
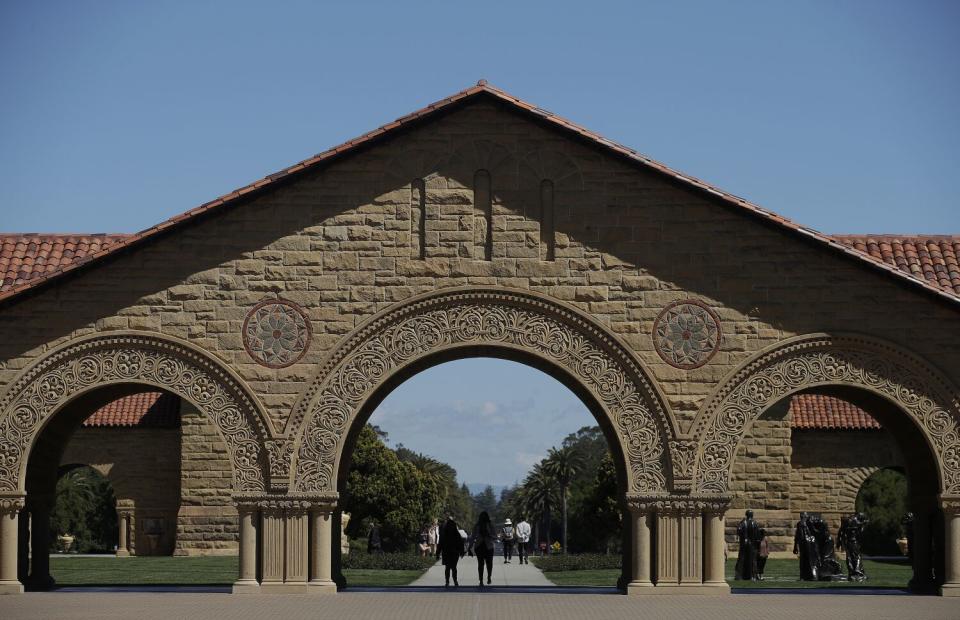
[0,332,272,494]
[691,333,960,591]
[289,287,676,495]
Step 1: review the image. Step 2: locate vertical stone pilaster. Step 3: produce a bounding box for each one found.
[285,508,309,584]
[679,506,702,584]
[116,502,134,557]
[0,497,25,594]
[260,505,285,585]
[941,498,960,597]
[656,506,680,585]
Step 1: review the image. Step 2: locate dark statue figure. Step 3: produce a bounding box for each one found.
[838,512,868,582]
[901,512,914,561]
[735,510,763,581]
[810,514,843,580]
[793,512,819,580]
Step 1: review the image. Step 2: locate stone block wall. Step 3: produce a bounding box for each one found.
[60,427,180,555]
[174,401,237,556]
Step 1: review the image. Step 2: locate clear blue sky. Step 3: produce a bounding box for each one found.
[3,2,958,486]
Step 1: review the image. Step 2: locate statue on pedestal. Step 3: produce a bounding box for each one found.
[735,509,762,581]
[838,512,868,582]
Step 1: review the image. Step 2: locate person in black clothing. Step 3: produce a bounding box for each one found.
[367,520,382,554]
[734,510,761,581]
[793,512,818,580]
[436,514,466,587]
[469,511,495,587]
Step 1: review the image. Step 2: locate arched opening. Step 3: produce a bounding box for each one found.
[331,354,631,590]
[19,384,239,589]
[727,385,940,590]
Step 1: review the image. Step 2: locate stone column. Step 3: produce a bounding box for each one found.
[284,506,309,585]
[626,500,652,593]
[259,503,285,587]
[233,503,258,593]
[116,510,132,557]
[0,497,25,594]
[702,502,730,591]
[309,505,336,593]
[27,495,54,589]
[942,498,960,597]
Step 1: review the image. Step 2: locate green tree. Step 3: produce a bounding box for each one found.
[855,468,908,555]
[50,466,117,553]
[342,425,444,551]
[473,485,498,520]
[520,463,558,550]
[544,446,584,553]
[568,453,622,553]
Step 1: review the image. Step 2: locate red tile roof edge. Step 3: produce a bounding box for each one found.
[1,81,958,306]
[788,394,883,431]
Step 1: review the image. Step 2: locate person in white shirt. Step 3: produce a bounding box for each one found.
[427,519,440,556]
[515,516,532,565]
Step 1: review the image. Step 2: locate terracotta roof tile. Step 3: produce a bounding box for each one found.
[835,235,960,296]
[0,234,131,292]
[81,392,180,428]
[0,82,957,306]
[789,394,881,431]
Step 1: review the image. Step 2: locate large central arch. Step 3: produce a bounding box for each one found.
[288,287,678,495]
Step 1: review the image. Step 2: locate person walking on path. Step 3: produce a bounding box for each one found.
[436,515,465,588]
[428,519,440,556]
[515,516,531,564]
[501,518,516,563]
[469,511,496,587]
[367,520,382,554]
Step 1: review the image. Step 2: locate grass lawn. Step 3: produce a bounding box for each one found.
[540,558,912,589]
[49,556,427,587]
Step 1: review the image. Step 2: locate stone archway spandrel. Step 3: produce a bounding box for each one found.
[287,287,679,494]
[0,332,273,493]
[690,333,960,496]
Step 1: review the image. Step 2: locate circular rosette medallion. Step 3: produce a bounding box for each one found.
[243,300,312,368]
[652,300,721,370]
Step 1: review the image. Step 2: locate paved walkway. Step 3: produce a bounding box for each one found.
[1,591,957,620]
[411,557,553,587]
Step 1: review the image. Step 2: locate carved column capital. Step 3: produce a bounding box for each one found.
[626,494,730,516]
[233,492,339,514]
[0,495,25,514]
[941,496,960,517]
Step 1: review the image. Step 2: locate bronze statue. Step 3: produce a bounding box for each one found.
[810,514,842,580]
[735,509,762,581]
[839,512,868,582]
[793,512,818,580]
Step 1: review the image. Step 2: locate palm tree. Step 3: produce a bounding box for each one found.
[521,463,557,551]
[544,446,583,554]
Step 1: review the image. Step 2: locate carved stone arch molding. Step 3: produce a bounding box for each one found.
[691,333,960,495]
[0,332,272,493]
[289,287,678,493]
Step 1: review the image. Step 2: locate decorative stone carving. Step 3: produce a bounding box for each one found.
[290,288,674,493]
[652,300,721,370]
[265,439,294,489]
[625,494,731,516]
[0,334,270,492]
[233,492,338,513]
[693,334,960,494]
[243,299,312,369]
[0,496,25,513]
[668,439,698,491]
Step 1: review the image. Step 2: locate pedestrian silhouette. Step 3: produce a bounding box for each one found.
[469,511,496,587]
[436,514,465,587]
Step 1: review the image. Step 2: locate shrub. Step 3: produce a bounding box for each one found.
[530,553,622,572]
[341,551,437,571]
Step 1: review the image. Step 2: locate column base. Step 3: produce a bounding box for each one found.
[115,550,130,557]
[941,583,960,597]
[232,580,260,594]
[631,582,730,595]
[258,581,313,594]
[308,579,337,594]
[626,580,654,594]
[0,581,24,595]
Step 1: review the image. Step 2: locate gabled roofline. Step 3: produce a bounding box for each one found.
[1,80,958,306]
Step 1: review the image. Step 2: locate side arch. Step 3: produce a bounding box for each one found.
[288,287,678,494]
[691,333,960,495]
[0,332,272,493]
